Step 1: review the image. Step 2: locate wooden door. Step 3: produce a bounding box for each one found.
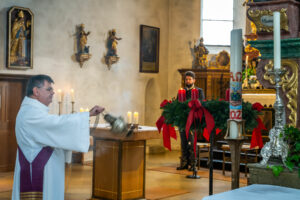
[0,76,28,172]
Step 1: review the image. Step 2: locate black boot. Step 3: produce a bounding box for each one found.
[176,157,189,170]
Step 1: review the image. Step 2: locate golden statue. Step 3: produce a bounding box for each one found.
[193,37,209,68]
[107,29,122,57]
[78,24,90,53]
[250,22,257,34]
[10,10,28,64]
[76,24,91,67]
[105,29,122,69]
[243,0,253,6]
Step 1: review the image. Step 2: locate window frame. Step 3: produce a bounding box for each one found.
[201,0,234,46]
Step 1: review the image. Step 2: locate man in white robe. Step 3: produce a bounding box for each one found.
[11,74,104,200]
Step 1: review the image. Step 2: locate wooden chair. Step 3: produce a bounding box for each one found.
[197,142,210,170]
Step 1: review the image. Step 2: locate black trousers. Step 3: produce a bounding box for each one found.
[179,130,194,162]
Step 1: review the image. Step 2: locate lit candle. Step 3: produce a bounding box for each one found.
[79,108,84,112]
[70,88,75,102]
[178,88,186,102]
[133,112,139,124]
[57,89,62,102]
[273,11,281,69]
[85,108,89,112]
[127,111,132,124]
[191,88,199,100]
[229,29,243,139]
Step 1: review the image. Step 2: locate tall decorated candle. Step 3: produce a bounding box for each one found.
[229,29,243,139]
[273,11,281,70]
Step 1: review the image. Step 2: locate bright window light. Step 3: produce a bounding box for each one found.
[202,0,233,45]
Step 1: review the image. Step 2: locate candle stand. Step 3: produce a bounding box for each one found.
[58,101,62,115]
[224,120,246,189]
[260,68,289,166]
[71,101,75,113]
[186,132,200,179]
[225,138,246,189]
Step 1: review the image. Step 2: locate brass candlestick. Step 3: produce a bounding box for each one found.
[58,101,62,115]
[71,101,75,113]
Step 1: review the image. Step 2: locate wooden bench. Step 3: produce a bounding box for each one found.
[221,144,259,177]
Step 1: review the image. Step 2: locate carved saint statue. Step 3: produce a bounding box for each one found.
[104,29,122,69]
[78,24,90,54]
[10,10,30,65]
[106,29,122,57]
[76,24,91,67]
[193,37,209,68]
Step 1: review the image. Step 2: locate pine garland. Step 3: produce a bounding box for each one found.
[160,99,260,133]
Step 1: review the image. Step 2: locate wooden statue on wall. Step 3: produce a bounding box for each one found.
[192,37,209,69]
[76,24,91,67]
[7,6,33,69]
[105,29,122,70]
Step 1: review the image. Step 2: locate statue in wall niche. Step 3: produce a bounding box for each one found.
[105,29,122,69]
[79,24,90,54]
[9,9,32,68]
[192,37,209,69]
[107,29,122,56]
[76,24,91,67]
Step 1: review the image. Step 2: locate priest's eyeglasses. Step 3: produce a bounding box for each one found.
[38,87,54,92]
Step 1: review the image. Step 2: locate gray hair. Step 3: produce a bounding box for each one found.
[26,74,54,96]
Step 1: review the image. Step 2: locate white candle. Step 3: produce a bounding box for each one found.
[230,29,243,74]
[127,111,132,124]
[273,11,281,69]
[57,89,62,102]
[133,112,139,124]
[229,29,243,139]
[70,88,75,102]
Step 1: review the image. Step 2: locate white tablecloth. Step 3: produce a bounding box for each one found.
[90,123,158,131]
[202,184,300,200]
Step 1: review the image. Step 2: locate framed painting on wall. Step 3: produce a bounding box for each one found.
[7,6,34,69]
[139,25,159,73]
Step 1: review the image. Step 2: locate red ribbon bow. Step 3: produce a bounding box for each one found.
[250,102,266,149]
[185,99,215,157]
[156,100,177,151]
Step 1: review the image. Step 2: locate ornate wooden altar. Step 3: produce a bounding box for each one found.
[91,125,160,200]
[178,68,230,100]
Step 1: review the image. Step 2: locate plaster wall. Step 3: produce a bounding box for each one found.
[0,0,203,151]
[167,0,201,100]
[0,0,172,126]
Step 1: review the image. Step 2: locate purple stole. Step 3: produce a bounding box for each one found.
[18,146,54,200]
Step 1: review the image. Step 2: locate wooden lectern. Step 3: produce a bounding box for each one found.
[91,125,160,200]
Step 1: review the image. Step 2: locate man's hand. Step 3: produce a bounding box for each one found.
[89,106,105,117]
